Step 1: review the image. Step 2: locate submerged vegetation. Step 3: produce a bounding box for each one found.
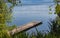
[0,0,60,38]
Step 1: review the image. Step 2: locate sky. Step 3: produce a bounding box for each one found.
[21,0,54,4]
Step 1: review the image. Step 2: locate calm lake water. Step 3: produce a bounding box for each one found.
[10,4,57,33]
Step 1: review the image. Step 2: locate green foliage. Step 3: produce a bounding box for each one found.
[55,4,60,14]
[0,30,11,38]
[8,0,21,6]
[0,25,17,38]
[13,32,29,38]
[0,0,60,38]
[7,25,17,30]
[48,20,60,36]
[55,4,60,17]
[0,24,7,30]
[0,0,21,24]
[56,16,60,25]
[54,0,60,17]
[0,0,21,38]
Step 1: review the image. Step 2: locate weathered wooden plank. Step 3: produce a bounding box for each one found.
[9,21,42,35]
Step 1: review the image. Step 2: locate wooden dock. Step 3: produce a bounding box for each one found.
[8,21,42,35]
